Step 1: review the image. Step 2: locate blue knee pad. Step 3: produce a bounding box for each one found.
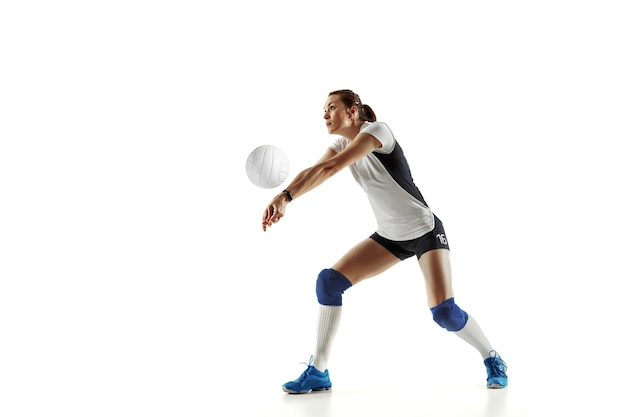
[316,268,352,306]
[430,297,468,332]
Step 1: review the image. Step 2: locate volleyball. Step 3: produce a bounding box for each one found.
[245,145,290,189]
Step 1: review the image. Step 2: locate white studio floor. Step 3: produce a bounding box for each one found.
[210,353,622,417]
[257,383,526,417]
[245,380,621,417]
[219,378,615,417]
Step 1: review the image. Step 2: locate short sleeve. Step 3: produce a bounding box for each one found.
[360,122,396,153]
[329,136,349,153]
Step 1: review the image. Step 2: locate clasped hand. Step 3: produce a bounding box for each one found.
[262,193,288,231]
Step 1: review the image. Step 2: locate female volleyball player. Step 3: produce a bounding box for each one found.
[261,89,508,393]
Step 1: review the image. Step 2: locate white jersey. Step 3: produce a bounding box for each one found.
[329,121,435,241]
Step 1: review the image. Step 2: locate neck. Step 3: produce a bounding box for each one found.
[341,120,365,140]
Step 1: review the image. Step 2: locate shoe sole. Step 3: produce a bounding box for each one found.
[487,383,507,389]
[283,386,332,394]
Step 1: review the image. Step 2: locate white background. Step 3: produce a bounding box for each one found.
[1,1,625,416]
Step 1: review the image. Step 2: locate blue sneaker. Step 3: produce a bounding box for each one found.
[484,350,508,388]
[282,356,332,394]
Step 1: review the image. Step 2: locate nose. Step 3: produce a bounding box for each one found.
[323,111,330,119]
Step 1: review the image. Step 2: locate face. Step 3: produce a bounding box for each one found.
[323,95,354,135]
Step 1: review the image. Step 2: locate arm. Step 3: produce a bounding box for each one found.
[261,132,381,231]
[282,147,338,194]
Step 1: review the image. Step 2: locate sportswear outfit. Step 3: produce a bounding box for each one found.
[283,122,508,393]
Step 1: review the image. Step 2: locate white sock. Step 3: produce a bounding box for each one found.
[454,315,494,359]
[313,305,342,372]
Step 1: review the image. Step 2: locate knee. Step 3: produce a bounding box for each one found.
[316,268,353,306]
[430,297,468,331]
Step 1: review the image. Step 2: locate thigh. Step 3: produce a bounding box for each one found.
[332,238,401,285]
[418,249,455,307]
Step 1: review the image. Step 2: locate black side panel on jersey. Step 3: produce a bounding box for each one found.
[372,141,429,207]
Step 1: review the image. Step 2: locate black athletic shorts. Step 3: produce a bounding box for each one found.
[369,215,450,260]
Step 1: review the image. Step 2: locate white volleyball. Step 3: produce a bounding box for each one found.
[245,145,290,189]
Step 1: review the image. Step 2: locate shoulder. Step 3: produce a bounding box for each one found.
[360,121,396,153]
[329,135,350,152]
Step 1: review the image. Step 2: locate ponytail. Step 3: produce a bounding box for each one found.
[328,89,377,122]
[360,104,377,122]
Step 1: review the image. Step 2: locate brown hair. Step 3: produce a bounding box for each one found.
[328,89,377,122]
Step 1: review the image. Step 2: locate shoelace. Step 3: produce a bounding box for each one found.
[487,350,507,376]
[295,355,316,381]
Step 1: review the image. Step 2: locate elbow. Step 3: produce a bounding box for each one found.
[319,161,342,178]
[326,165,340,177]
[311,160,343,181]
